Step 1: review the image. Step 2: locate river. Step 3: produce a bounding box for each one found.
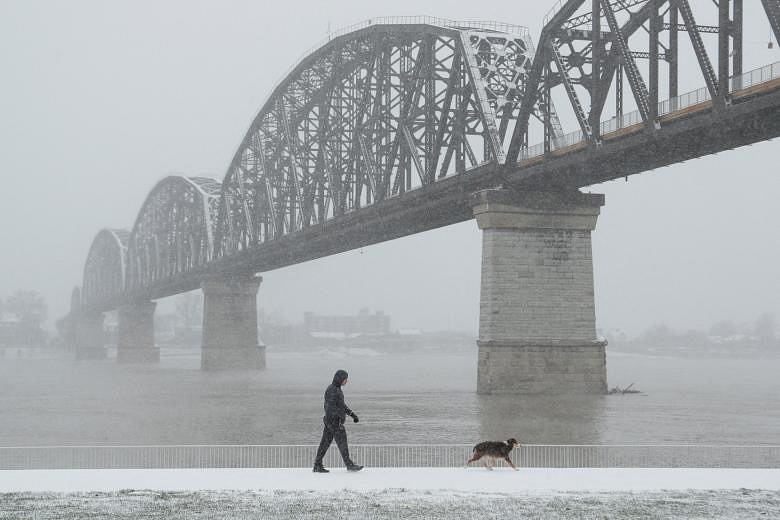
[0,348,778,447]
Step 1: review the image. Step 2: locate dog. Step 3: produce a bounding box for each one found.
[466,438,519,470]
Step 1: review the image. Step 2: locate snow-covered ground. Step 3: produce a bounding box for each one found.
[1,469,779,519]
[1,467,779,493]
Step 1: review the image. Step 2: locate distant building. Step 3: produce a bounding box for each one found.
[0,315,47,348]
[304,308,390,336]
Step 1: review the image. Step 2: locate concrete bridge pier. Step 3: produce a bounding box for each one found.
[73,312,107,360]
[201,274,265,370]
[117,301,159,363]
[471,189,607,395]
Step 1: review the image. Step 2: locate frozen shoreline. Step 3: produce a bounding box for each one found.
[2,467,779,493]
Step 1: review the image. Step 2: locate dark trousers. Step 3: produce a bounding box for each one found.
[314,417,350,465]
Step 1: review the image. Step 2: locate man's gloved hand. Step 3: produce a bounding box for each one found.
[350,412,359,423]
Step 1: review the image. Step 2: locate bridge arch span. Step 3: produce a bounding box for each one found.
[127,176,221,290]
[216,19,535,256]
[82,228,129,307]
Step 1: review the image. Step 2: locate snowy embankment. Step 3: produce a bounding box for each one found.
[1,467,780,493]
[2,469,780,519]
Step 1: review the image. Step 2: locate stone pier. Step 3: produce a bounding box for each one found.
[201,274,265,370]
[117,301,159,363]
[472,189,607,394]
[73,312,107,360]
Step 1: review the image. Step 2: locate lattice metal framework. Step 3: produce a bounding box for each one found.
[74,12,780,311]
[82,229,129,306]
[216,23,536,255]
[127,176,221,290]
[507,0,780,162]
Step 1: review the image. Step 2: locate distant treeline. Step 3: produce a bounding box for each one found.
[0,290,48,347]
[605,314,778,355]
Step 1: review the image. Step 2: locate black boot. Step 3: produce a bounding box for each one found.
[313,463,329,473]
[346,461,363,472]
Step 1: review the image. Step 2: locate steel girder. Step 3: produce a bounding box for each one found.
[216,23,535,256]
[126,176,221,291]
[506,0,756,163]
[82,229,129,308]
[765,0,780,45]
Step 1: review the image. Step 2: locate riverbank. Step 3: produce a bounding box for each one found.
[2,468,779,519]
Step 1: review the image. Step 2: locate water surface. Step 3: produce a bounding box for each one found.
[0,348,778,446]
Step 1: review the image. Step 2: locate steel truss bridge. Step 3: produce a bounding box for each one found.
[74,1,780,314]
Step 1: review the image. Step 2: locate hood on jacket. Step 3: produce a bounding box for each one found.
[332,369,348,386]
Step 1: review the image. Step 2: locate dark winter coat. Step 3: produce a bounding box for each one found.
[323,369,352,424]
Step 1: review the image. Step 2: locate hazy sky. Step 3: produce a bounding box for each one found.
[1,0,778,335]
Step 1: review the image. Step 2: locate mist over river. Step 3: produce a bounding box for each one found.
[0,348,778,447]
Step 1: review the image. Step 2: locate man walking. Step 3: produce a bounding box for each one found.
[313,369,363,472]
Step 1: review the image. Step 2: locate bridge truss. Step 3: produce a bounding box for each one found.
[76,5,780,312]
[217,21,540,256]
[508,0,775,162]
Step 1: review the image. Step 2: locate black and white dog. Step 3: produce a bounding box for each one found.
[466,438,519,470]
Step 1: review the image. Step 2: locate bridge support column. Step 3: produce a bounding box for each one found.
[472,189,607,395]
[73,312,107,360]
[117,301,159,363]
[201,274,265,370]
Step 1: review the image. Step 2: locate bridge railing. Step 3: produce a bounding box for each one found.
[1,444,778,470]
[731,61,780,92]
[520,61,780,161]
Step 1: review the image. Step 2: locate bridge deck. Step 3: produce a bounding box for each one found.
[509,74,780,190]
[522,72,780,167]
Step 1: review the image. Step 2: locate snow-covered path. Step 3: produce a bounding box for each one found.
[2,467,779,493]
[2,469,780,519]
